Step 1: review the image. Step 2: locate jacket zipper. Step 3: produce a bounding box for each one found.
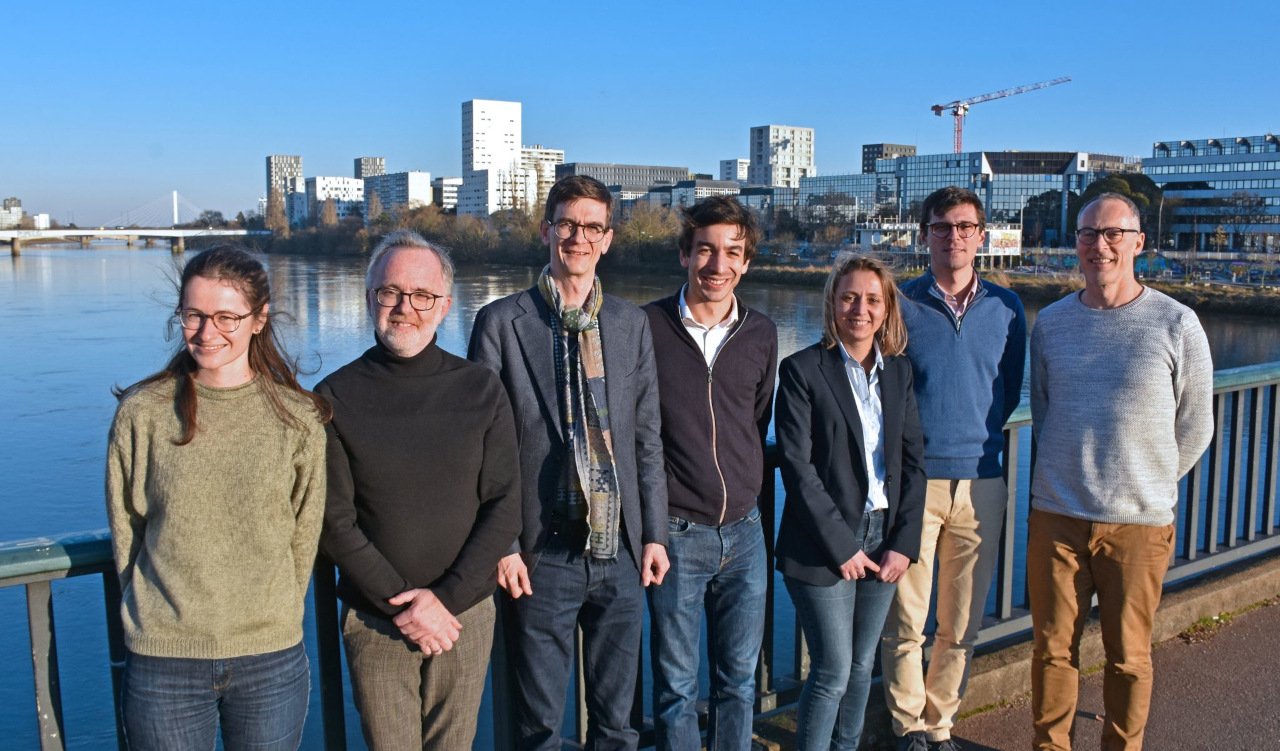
[925,280,987,334]
[704,309,747,525]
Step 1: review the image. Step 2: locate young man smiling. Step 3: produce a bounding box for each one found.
[642,196,777,751]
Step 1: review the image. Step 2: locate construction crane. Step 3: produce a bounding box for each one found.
[932,76,1071,153]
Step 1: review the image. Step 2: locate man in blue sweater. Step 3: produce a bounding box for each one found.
[880,187,1026,751]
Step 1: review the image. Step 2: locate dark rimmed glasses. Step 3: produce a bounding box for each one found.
[549,219,608,243]
[372,286,444,312]
[176,308,260,333]
[927,221,983,239]
[1077,227,1140,245]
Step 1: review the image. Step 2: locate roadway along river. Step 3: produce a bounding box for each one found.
[3,246,1280,749]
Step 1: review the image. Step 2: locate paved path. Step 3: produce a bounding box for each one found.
[950,599,1280,750]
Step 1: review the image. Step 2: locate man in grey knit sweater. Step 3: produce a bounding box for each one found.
[1028,193,1213,751]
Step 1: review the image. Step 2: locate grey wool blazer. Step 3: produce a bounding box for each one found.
[467,286,669,571]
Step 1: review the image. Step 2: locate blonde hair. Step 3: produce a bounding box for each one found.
[821,253,908,356]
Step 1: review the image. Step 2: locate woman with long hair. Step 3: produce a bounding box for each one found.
[106,245,330,750]
[774,254,927,750]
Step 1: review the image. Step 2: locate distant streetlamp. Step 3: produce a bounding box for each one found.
[1157,193,1165,250]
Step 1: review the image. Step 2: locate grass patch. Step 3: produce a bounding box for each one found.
[1179,613,1233,644]
[1176,594,1280,645]
[959,696,1025,720]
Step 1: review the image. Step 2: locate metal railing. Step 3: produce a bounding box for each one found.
[3,362,1279,750]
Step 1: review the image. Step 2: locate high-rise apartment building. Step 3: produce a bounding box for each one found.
[720,159,750,183]
[364,171,432,221]
[306,177,365,222]
[3,197,21,210]
[0,205,22,229]
[671,179,741,208]
[555,163,689,187]
[286,179,308,227]
[266,155,304,200]
[354,157,386,180]
[432,177,463,212]
[1146,134,1280,251]
[522,145,565,212]
[460,99,524,217]
[861,143,916,174]
[748,125,816,188]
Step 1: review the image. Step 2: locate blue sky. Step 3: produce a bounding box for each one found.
[5,0,1277,225]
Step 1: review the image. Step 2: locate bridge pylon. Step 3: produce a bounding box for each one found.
[9,238,19,257]
[170,236,184,254]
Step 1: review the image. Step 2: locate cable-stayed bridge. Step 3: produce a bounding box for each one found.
[101,191,210,229]
[2,191,269,255]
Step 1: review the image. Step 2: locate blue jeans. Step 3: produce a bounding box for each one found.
[121,642,309,751]
[647,507,767,751]
[785,511,897,751]
[506,531,645,751]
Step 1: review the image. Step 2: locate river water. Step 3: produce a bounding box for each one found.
[3,245,1279,749]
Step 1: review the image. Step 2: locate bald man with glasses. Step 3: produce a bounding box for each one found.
[1027,192,1212,750]
[319,230,522,750]
[881,186,1026,751]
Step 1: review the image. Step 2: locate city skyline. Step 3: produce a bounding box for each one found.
[4,0,1277,225]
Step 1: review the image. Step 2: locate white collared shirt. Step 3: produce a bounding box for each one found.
[839,340,889,512]
[679,285,739,367]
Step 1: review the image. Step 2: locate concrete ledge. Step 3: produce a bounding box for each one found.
[957,549,1280,716]
[754,550,1280,750]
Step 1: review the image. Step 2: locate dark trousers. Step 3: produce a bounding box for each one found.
[506,532,644,751]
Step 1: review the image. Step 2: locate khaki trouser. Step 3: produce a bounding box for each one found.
[342,596,495,751]
[881,477,1007,743]
[1028,509,1174,751]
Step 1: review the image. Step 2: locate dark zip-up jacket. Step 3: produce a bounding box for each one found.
[644,292,778,526]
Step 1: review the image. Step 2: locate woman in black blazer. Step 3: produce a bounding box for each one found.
[775,254,926,751]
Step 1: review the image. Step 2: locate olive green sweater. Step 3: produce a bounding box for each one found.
[105,377,326,659]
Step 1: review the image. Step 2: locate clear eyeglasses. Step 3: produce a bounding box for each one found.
[550,220,608,243]
[927,222,982,239]
[371,287,444,311]
[176,309,258,333]
[1077,227,1140,245]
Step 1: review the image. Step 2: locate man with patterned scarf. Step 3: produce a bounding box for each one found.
[469,175,670,750]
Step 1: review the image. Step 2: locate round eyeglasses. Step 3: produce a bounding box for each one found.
[550,220,608,243]
[176,309,259,333]
[372,287,444,311]
[927,222,982,239]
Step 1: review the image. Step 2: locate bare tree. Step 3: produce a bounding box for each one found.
[1218,190,1268,250]
[265,188,289,237]
[366,190,386,229]
[319,198,338,228]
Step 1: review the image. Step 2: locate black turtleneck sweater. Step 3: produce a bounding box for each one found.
[316,339,521,618]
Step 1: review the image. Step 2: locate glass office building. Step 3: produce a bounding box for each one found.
[770,151,1140,245]
[796,173,893,223]
[881,151,1138,232]
[1145,135,1280,251]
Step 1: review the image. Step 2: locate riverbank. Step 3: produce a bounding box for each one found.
[743,263,1280,317]
[240,225,1280,318]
